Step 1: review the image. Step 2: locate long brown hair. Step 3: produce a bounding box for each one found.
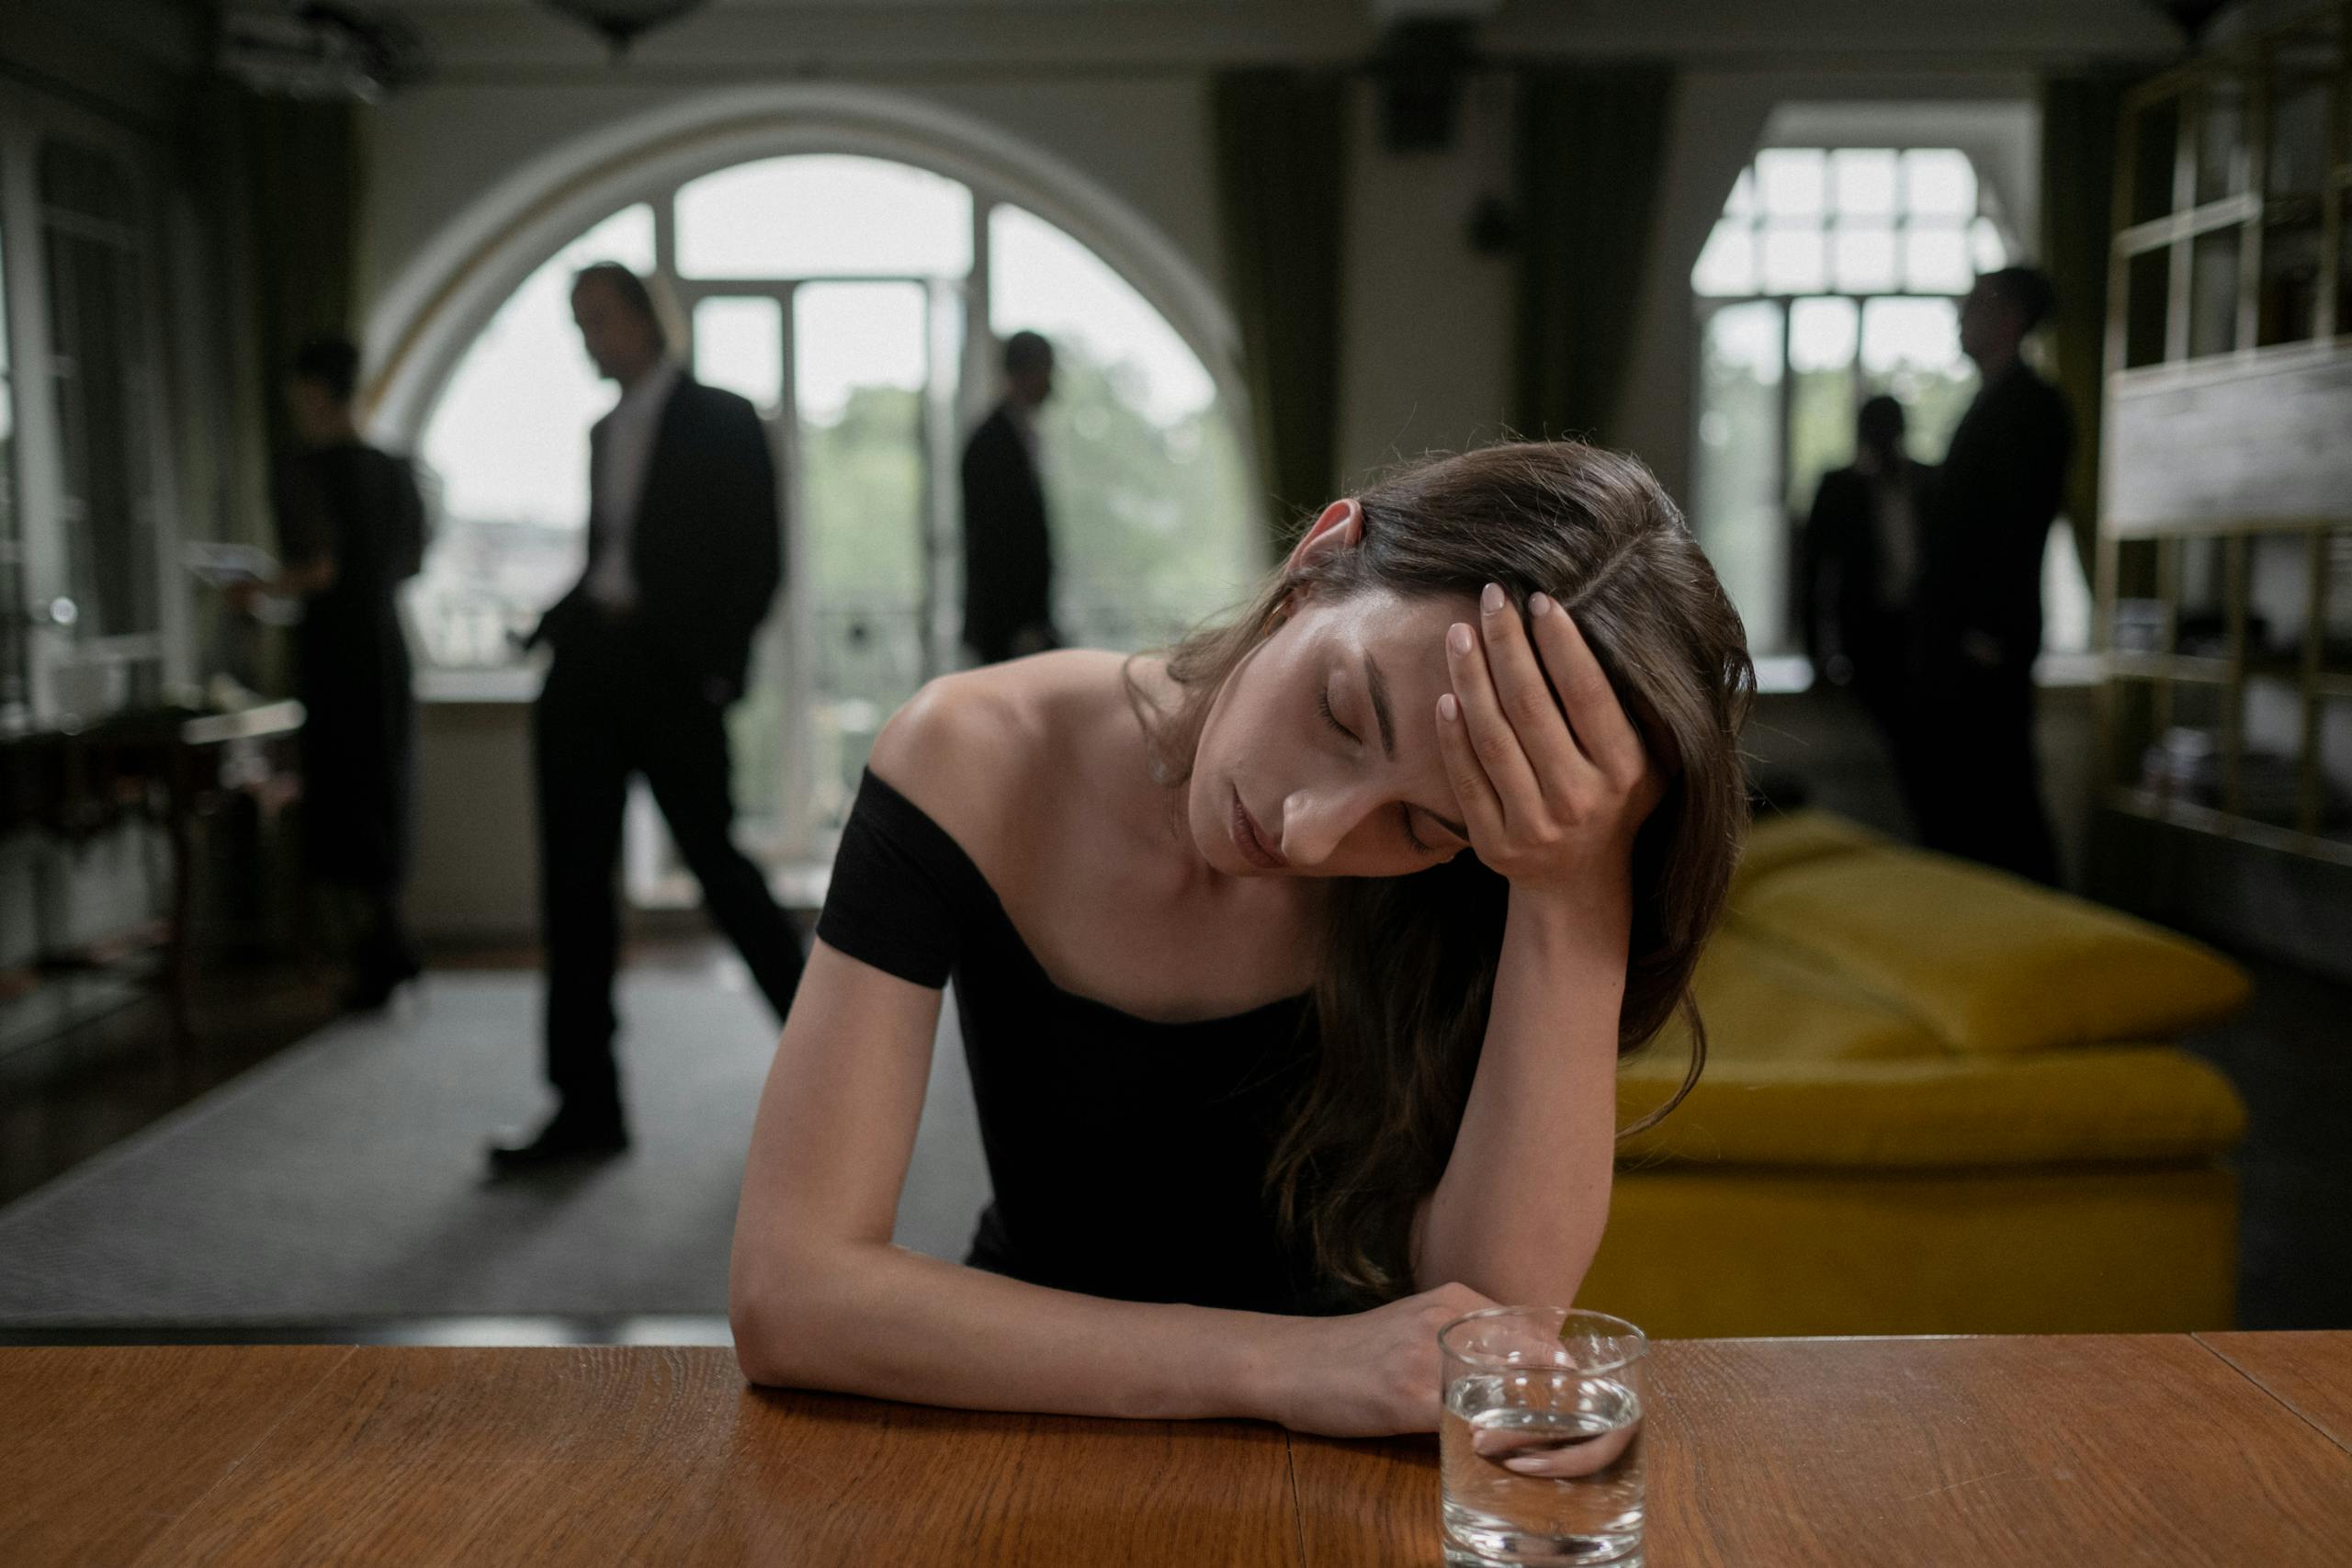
[1125,441,1755,1304]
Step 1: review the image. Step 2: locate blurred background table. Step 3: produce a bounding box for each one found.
[6,1333,2349,1565]
[0,701,304,1064]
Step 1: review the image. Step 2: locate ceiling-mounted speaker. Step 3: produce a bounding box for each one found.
[2142,0,2240,50]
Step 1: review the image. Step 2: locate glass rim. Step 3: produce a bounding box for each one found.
[1437,1304,1648,1375]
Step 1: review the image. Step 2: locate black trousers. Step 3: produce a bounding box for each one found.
[533,628,805,1117]
[1898,656,2061,887]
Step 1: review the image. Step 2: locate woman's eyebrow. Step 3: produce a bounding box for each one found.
[1362,649,1397,760]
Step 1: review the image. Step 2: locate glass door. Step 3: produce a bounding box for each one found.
[682,276,960,864]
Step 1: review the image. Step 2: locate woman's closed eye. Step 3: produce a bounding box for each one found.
[1317,682,1356,743]
[1399,807,1437,856]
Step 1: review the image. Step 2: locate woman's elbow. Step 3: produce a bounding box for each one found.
[729,1247,824,1387]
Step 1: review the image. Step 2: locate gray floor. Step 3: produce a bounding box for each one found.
[0,969,990,1325]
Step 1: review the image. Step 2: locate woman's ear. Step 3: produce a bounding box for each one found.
[1283,498,1363,576]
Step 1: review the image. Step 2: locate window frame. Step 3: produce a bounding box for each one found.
[1690,141,2021,677]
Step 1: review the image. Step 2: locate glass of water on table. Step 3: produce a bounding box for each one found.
[1439,1306,1647,1566]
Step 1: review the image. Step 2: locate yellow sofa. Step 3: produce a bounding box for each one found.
[1579,812,2252,1337]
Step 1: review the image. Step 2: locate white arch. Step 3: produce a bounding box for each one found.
[361,82,1248,456]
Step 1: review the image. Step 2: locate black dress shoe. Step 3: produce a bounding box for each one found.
[486,1108,630,1175]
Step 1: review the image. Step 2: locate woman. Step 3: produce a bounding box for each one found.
[730,441,1753,1437]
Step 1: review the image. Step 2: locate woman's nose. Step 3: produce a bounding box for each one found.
[1278,785,1373,868]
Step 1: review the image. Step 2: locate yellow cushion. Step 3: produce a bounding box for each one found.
[1651,925,1941,1066]
[1729,809,1889,900]
[1615,1045,2246,1168]
[1582,1164,2238,1336]
[1729,851,2251,1053]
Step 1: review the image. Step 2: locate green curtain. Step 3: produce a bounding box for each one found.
[2041,72,2132,579]
[1211,68,1349,544]
[235,92,368,459]
[1513,63,1677,446]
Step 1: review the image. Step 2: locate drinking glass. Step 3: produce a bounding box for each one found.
[1438,1306,1647,1566]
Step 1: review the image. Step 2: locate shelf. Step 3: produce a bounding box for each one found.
[2109,787,2352,870]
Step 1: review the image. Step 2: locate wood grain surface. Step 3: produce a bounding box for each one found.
[9,1337,2352,1567]
[1637,1336,2352,1568]
[110,1347,1300,1566]
[0,1346,354,1568]
[1290,1336,2352,1568]
[2199,1331,2352,1455]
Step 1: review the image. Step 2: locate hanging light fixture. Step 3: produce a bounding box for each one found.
[535,0,714,56]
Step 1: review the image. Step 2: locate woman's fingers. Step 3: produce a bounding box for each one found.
[1529,596,1647,785]
[1435,689,1505,845]
[1445,604,1543,817]
[1477,583,1586,793]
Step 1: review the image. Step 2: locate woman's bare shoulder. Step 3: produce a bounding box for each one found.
[867,651,1123,859]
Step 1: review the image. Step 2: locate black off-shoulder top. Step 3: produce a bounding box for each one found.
[814,767,1330,1315]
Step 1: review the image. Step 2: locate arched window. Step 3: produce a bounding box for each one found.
[1690,142,2094,671]
[408,151,1256,854]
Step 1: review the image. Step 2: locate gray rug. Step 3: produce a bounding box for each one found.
[0,971,991,1324]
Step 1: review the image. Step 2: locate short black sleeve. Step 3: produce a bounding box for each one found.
[814,769,989,988]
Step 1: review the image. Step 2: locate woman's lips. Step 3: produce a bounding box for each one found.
[1231,788,1289,869]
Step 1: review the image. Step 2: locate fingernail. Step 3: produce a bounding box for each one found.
[1481,582,1505,614]
[1530,592,1555,616]
[1502,1456,1548,1474]
[1438,693,1459,721]
[1449,623,1474,653]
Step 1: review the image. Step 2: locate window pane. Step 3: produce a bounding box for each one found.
[0,197,17,715]
[676,155,971,278]
[1829,149,1898,216]
[1902,224,1972,293]
[1788,297,1859,516]
[1789,295,1859,372]
[988,202,1258,651]
[42,142,156,643]
[1691,218,1757,297]
[1722,168,1758,218]
[989,204,1216,422]
[1756,149,1826,218]
[1831,223,1897,292]
[693,296,784,414]
[1968,216,2008,274]
[1693,300,1787,654]
[1860,296,1975,461]
[413,203,653,668]
[1760,224,1826,294]
[792,281,929,838]
[1901,149,1975,218]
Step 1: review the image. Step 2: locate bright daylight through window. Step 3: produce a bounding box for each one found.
[1690,145,2088,664]
[413,153,1257,852]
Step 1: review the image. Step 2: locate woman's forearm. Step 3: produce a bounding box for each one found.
[731,1239,1295,1422]
[1417,885,1628,1304]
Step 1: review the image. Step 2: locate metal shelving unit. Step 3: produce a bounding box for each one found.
[2097,4,2352,872]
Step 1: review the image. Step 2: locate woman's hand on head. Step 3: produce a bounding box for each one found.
[1435,584,1665,900]
[1263,1280,1496,1438]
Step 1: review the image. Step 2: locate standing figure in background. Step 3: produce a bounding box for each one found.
[960,330,1061,665]
[492,262,805,1173]
[1803,394,1934,813]
[247,336,427,1012]
[1911,266,2074,885]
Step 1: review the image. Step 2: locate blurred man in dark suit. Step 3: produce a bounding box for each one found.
[1804,395,1935,820]
[492,262,804,1172]
[1804,394,1931,733]
[960,331,1060,665]
[1910,265,2074,886]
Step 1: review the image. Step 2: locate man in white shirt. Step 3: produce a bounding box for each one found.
[494,262,802,1172]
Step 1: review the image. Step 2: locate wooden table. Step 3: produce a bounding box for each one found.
[6,1334,2349,1565]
